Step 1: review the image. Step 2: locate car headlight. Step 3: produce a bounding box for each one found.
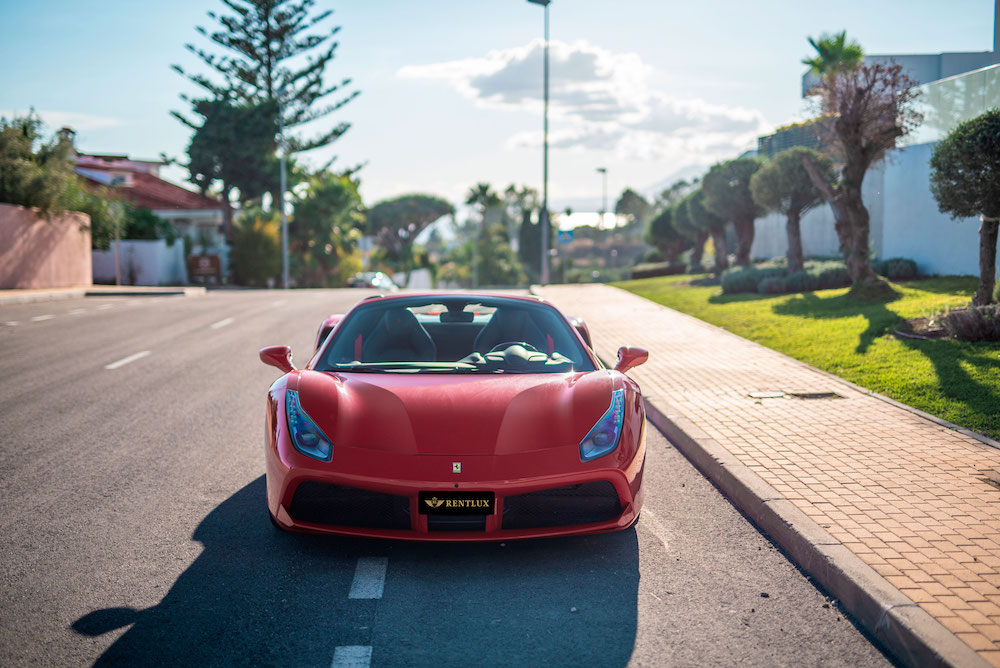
[580,389,625,462]
[285,390,333,461]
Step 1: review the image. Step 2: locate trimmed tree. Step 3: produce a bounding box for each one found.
[685,188,729,273]
[702,158,763,266]
[799,34,921,291]
[672,197,708,271]
[645,207,690,264]
[929,108,1000,305]
[367,194,454,286]
[750,147,833,272]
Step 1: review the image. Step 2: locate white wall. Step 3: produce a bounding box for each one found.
[93,240,188,286]
[880,143,988,276]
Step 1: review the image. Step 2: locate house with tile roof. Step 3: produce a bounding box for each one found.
[74,153,224,246]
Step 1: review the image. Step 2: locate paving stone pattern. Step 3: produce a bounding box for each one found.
[537,284,1000,665]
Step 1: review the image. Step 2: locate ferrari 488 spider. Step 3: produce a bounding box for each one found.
[259,293,648,540]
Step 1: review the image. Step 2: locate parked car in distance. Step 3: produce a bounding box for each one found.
[347,271,398,291]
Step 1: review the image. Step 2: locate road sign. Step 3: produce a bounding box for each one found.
[557,229,574,245]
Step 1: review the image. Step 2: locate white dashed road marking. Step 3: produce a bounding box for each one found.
[69,309,86,315]
[210,317,234,330]
[2,321,19,327]
[96,304,112,310]
[30,315,54,322]
[271,299,286,307]
[348,557,388,599]
[331,645,372,668]
[104,351,151,370]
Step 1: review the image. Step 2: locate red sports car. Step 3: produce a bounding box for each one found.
[259,293,648,541]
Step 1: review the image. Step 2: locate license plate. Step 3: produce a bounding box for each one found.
[419,491,495,515]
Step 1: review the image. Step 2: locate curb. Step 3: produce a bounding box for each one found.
[0,288,86,306]
[84,287,206,298]
[0,286,206,306]
[642,395,987,667]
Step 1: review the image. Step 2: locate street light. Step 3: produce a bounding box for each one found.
[596,167,607,228]
[527,0,550,284]
[277,90,290,290]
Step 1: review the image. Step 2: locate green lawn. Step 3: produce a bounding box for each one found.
[614,274,1000,440]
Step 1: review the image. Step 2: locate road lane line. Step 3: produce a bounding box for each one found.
[96,304,112,310]
[2,321,19,327]
[68,309,86,315]
[271,299,286,307]
[331,645,372,668]
[30,315,54,322]
[348,557,388,599]
[210,317,234,330]
[104,351,151,370]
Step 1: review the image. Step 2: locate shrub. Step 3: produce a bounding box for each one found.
[940,305,1000,342]
[232,210,281,287]
[783,270,817,293]
[812,262,851,289]
[757,277,786,294]
[721,266,786,294]
[630,262,687,279]
[872,257,918,280]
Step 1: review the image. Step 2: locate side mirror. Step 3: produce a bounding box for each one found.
[260,345,295,374]
[614,346,648,374]
[570,316,593,348]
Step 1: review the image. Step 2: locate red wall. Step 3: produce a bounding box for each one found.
[0,204,93,289]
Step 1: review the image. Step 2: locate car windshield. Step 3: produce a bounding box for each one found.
[315,296,595,374]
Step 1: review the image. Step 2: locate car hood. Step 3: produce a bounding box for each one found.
[293,370,616,455]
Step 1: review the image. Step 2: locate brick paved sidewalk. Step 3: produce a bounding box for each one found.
[536,284,1000,666]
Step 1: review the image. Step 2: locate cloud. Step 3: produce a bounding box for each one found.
[398,40,768,164]
[3,109,124,132]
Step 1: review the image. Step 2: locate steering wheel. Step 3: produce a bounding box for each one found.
[488,341,540,353]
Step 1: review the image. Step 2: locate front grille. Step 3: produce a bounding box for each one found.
[289,481,410,530]
[427,515,488,532]
[502,481,622,530]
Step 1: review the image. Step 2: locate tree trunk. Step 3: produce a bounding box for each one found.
[785,209,804,272]
[734,215,754,266]
[710,229,728,273]
[839,182,881,285]
[689,231,708,272]
[975,216,999,306]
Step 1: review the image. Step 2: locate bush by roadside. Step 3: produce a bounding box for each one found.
[629,262,688,280]
[940,305,1000,342]
[720,257,918,295]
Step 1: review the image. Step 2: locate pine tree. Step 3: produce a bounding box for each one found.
[173,0,359,157]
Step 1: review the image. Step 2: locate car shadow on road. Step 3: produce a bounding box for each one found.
[73,476,639,666]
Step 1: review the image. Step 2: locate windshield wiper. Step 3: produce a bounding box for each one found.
[323,362,481,374]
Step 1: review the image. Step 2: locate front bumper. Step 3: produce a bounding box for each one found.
[265,422,645,542]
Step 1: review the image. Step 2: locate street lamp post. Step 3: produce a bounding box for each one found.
[277,92,290,290]
[596,167,607,228]
[527,0,550,284]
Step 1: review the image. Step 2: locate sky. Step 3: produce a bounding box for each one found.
[0,0,995,218]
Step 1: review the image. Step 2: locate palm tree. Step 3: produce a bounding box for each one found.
[465,183,501,288]
[802,31,864,76]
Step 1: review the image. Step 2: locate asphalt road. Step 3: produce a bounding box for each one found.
[0,289,892,667]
